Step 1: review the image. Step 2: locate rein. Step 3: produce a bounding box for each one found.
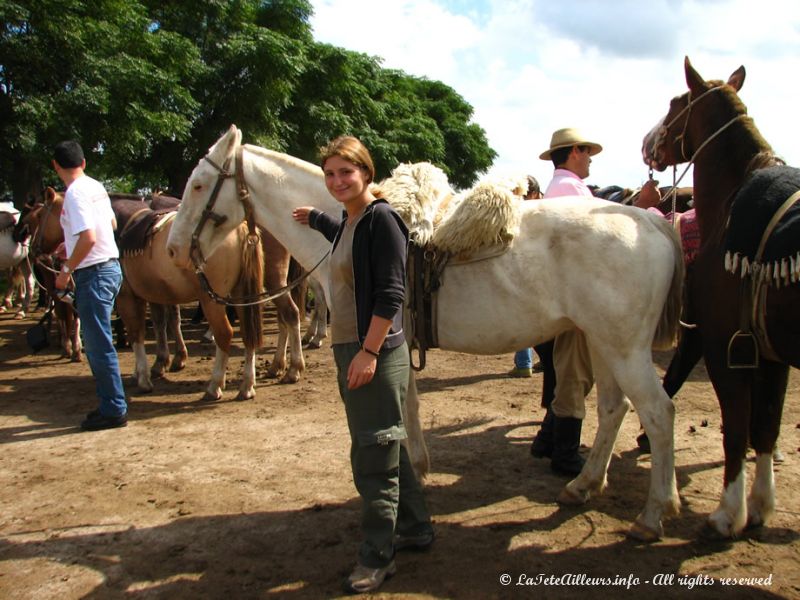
[190,146,328,307]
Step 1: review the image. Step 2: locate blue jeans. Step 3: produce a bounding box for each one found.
[73,259,127,417]
[514,348,532,369]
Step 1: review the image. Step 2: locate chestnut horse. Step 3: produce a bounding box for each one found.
[643,57,800,537]
[32,189,305,400]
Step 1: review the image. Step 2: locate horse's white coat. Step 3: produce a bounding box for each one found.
[0,208,34,319]
[168,126,685,539]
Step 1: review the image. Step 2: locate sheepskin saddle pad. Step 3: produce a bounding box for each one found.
[725,165,800,287]
[376,162,523,255]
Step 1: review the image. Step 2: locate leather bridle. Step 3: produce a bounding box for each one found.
[189,146,327,307]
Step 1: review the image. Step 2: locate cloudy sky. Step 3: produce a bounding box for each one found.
[310,0,800,189]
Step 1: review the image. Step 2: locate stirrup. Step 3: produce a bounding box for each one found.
[727,330,759,369]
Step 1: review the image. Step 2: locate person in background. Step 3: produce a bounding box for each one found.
[529,128,602,476]
[292,136,433,595]
[52,140,127,431]
[508,174,544,378]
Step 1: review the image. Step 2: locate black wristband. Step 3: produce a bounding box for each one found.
[361,346,380,358]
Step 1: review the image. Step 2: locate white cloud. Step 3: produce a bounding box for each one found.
[310,0,800,188]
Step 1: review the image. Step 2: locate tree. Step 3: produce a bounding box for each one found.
[282,43,495,188]
[0,0,202,204]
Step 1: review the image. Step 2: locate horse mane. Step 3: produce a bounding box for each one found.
[242,144,322,178]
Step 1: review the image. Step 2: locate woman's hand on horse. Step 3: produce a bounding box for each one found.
[292,206,313,225]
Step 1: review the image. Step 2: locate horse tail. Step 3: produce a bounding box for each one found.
[404,368,430,480]
[652,217,684,350]
[288,257,307,320]
[238,228,264,350]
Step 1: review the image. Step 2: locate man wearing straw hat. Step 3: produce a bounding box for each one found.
[529,127,602,476]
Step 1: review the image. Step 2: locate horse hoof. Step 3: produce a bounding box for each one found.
[265,369,282,380]
[169,362,185,373]
[71,355,82,363]
[557,486,587,506]
[698,521,733,541]
[14,312,25,320]
[305,341,322,350]
[628,520,661,543]
[279,373,300,384]
[235,391,255,401]
[201,391,222,402]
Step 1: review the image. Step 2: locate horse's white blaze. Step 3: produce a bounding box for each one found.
[748,453,775,527]
[709,466,748,536]
[168,125,684,538]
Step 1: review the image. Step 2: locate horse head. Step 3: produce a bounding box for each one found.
[26,187,65,257]
[167,124,245,270]
[642,57,746,172]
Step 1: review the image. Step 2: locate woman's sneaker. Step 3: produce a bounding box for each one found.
[343,561,396,594]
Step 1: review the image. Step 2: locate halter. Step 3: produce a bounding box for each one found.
[652,84,749,217]
[189,146,328,307]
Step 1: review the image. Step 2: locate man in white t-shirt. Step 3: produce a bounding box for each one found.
[53,140,127,430]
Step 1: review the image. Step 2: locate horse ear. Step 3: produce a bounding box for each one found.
[727,66,745,92]
[684,56,705,94]
[45,187,55,202]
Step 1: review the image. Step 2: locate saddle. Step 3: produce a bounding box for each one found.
[381,166,520,370]
[117,209,176,257]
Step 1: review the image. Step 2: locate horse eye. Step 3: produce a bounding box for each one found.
[193,184,203,192]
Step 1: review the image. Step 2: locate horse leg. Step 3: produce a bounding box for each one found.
[638,324,704,453]
[404,366,430,480]
[604,349,679,541]
[167,304,188,372]
[236,345,257,401]
[265,310,288,380]
[704,347,752,538]
[303,277,327,349]
[558,352,628,507]
[269,295,305,384]
[148,303,170,379]
[116,284,152,392]
[69,309,82,362]
[747,360,788,528]
[201,299,233,401]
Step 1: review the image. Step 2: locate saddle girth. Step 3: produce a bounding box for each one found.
[407,243,448,371]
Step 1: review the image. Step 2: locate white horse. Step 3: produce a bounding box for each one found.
[0,203,35,319]
[167,125,684,541]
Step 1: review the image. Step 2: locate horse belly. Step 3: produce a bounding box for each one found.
[434,258,563,354]
[0,237,25,269]
[122,255,199,304]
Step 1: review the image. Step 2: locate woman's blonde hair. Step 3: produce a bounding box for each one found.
[319,136,376,183]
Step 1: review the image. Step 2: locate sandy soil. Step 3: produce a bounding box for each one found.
[0,306,798,599]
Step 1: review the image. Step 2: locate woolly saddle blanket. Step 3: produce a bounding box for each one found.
[724,165,800,287]
[375,162,523,257]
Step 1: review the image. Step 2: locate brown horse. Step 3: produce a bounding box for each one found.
[643,57,800,537]
[33,189,306,401]
[19,193,82,360]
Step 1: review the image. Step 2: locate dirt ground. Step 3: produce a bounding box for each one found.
[1,305,799,600]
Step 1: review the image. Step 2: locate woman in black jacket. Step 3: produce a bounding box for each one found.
[292,136,433,595]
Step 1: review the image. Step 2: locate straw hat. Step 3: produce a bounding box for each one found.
[539,128,603,160]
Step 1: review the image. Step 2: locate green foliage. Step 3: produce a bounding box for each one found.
[1,0,495,204]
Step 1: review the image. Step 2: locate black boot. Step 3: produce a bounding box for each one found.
[530,409,554,458]
[550,416,585,476]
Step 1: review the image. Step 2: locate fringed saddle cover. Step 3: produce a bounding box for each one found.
[724,165,800,287]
